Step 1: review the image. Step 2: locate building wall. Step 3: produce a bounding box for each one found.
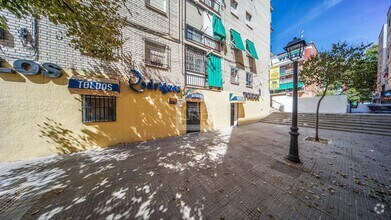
[386,7,391,91]
[271,95,348,114]
[378,24,388,92]
[0,1,186,162]
[0,0,271,162]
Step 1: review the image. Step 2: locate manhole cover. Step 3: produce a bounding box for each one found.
[270,160,302,178]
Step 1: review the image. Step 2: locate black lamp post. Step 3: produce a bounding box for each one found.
[283,37,307,163]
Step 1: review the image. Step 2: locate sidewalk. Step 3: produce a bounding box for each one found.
[0,123,390,219]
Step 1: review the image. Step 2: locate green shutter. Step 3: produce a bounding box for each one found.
[245,39,259,59]
[212,15,226,41]
[230,29,245,51]
[207,54,222,88]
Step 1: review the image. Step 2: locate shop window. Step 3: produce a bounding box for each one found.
[145,0,166,13]
[246,72,253,88]
[230,67,239,84]
[145,40,170,69]
[230,0,238,17]
[82,95,116,123]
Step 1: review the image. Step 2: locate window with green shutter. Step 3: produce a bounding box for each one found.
[207,54,222,88]
[230,29,245,51]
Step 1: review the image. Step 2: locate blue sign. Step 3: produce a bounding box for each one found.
[229,93,246,102]
[68,79,120,92]
[129,69,181,94]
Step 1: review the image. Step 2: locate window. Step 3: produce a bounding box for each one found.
[246,72,253,87]
[82,95,116,123]
[230,67,239,84]
[145,0,166,13]
[145,40,170,68]
[230,0,238,16]
[246,12,252,27]
[185,46,206,74]
[248,56,256,73]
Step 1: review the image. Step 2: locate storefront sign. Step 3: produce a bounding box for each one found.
[184,89,204,102]
[0,59,62,78]
[129,69,181,94]
[243,92,260,101]
[270,66,280,90]
[68,78,120,92]
[229,93,246,103]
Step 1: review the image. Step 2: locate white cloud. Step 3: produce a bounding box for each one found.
[278,0,344,37]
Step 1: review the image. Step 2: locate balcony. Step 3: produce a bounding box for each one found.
[185,25,221,52]
[198,0,221,14]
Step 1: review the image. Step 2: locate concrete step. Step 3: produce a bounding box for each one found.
[260,121,391,137]
[260,119,391,129]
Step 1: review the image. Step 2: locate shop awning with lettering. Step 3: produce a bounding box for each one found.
[68,77,120,96]
[230,29,245,51]
[229,93,246,103]
[246,39,259,59]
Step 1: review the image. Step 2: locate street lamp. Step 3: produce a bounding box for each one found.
[283,37,307,163]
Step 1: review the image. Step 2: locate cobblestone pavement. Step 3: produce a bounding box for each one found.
[0,123,390,220]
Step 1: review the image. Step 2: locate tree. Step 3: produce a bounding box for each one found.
[342,44,378,102]
[0,0,125,61]
[300,42,368,141]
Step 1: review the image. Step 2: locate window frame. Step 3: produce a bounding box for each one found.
[144,39,170,69]
[246,72,254,88]
[145,0,167,15]
[230,0,238,17]
[245,12,252,28]
[230,66,239,84]
[82,95,116,123]
[248,55,256,74]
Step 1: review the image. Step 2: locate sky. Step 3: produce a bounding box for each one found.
[271,0,391,54]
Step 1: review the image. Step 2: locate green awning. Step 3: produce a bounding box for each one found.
[212,15,226,41]
[230,29,245,51]
[207,54,222,88]
[245,40,259,59]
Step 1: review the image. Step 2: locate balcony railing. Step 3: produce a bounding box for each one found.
[199,0,221,14]
[185,25,221,52]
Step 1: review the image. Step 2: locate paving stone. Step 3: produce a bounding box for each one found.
[0,123,390,219]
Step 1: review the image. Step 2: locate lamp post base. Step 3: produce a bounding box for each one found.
[288,126,301,163]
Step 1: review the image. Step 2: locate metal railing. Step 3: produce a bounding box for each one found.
[185,25,221,51]
[198,0,221,14]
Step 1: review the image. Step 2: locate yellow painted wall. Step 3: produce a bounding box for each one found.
[0,70,186,162]
[0,70,270,162]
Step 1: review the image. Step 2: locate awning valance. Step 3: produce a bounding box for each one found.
[68,77,120,96]
[230,29,245,51]
[246,39,259,59]
[212,15,226,41]
[229,93,246,103]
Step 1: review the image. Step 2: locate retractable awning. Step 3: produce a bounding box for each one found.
[212,15,226,41]
[230,29,245,51]
[245,39,259,59]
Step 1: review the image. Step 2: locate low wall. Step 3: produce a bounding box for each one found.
[271,95,348,113]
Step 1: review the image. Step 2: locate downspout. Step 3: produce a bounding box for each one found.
[33,17,39,60]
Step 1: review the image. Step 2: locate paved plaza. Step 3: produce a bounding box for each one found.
[0,123,390,219]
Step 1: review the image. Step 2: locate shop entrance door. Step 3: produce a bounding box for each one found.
[186,102,200,133]
[230,103,238,126]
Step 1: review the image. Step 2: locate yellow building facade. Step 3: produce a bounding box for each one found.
[0,0,271,162]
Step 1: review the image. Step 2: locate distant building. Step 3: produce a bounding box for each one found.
[375,6,391,102]
[269,42,318,98]
[377,24,388,94]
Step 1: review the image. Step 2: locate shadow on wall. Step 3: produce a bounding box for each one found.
[36,52,188,155]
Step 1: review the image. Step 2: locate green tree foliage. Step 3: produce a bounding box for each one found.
[300,42,368,141]
[342,44,378,102]
[0,0,125,60]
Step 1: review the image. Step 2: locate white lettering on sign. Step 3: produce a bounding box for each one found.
[75,81,114,91]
